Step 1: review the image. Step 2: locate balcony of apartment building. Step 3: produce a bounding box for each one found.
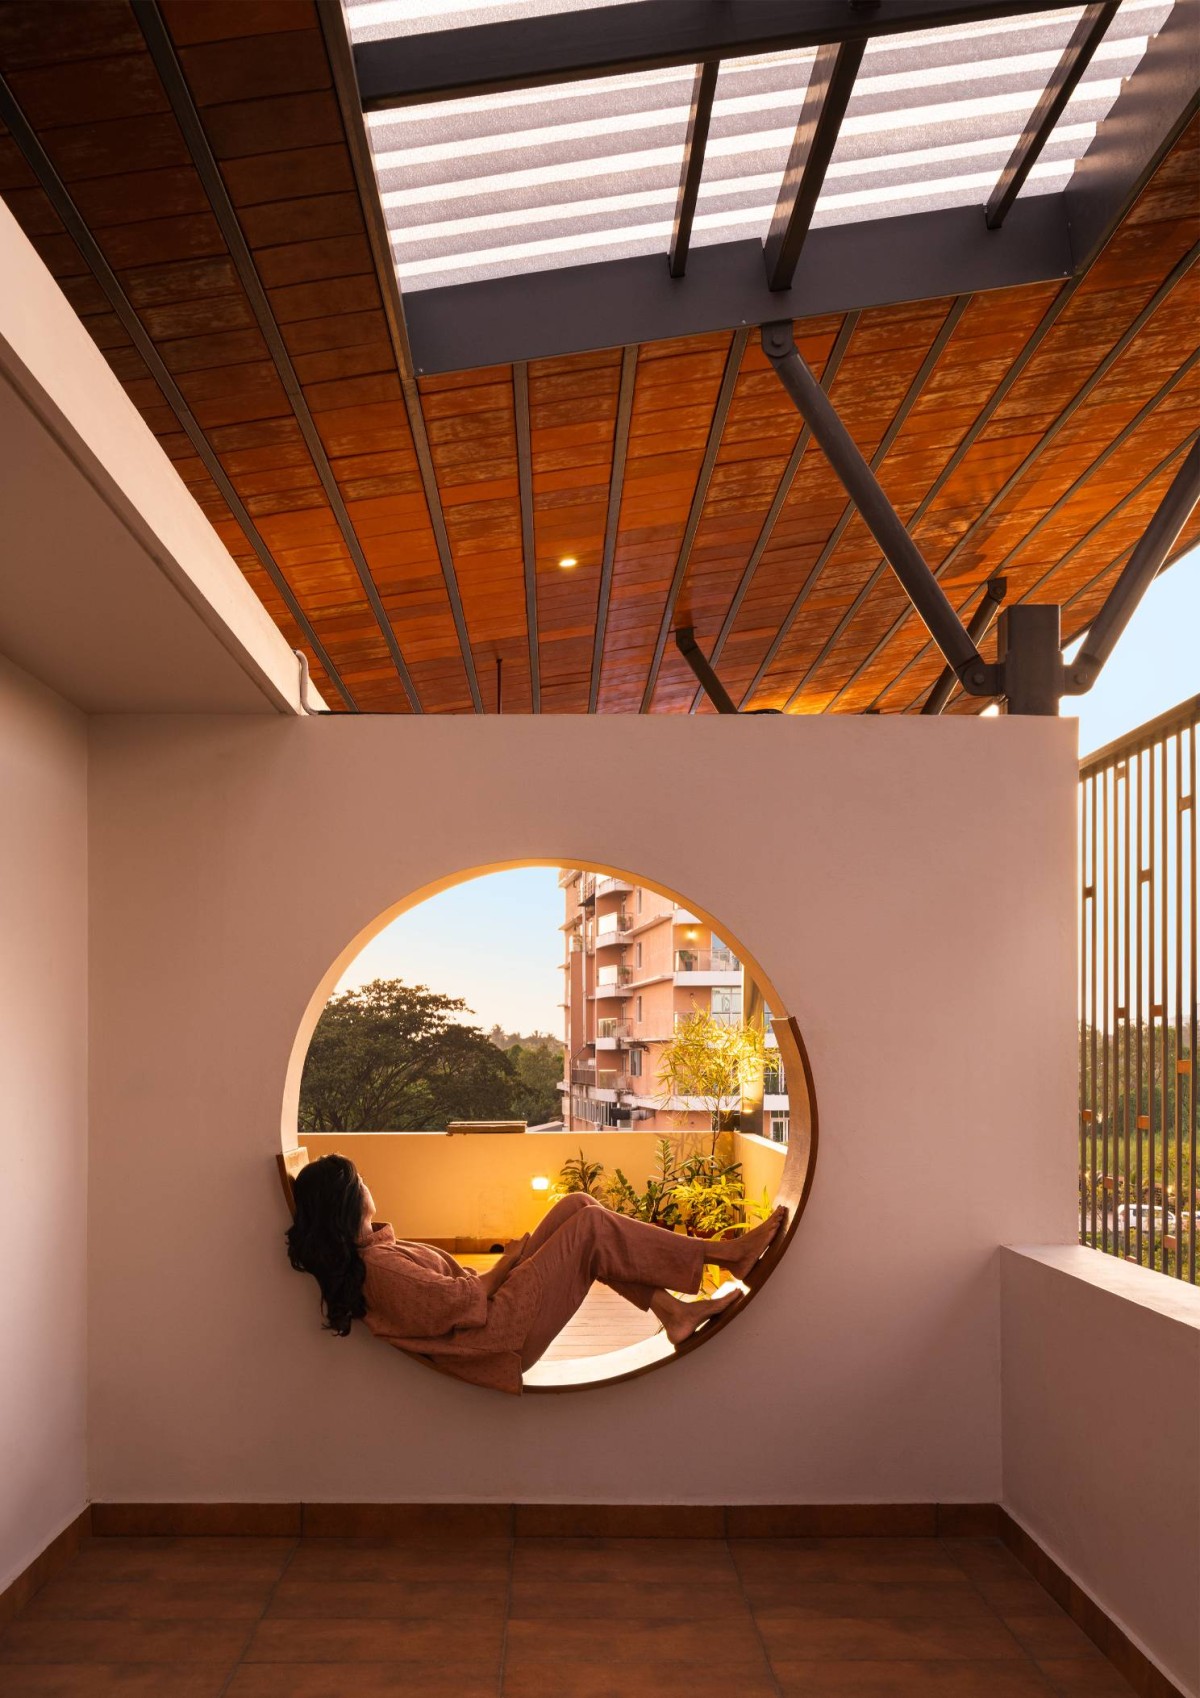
[673,945,742,985]
[594,908,634,947]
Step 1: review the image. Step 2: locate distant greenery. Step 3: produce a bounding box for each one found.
[299,979,563,1131]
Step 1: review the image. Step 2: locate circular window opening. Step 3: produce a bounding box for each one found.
[281,863,816,1393]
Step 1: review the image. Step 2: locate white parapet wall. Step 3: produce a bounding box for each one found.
[1002,1245,1200,1697]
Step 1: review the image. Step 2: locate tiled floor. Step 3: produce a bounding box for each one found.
[0,1533,1138,1696]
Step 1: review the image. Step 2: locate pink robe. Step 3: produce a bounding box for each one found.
[358,1196,706,1394]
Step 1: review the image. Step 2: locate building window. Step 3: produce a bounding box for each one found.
[634,942,642,968]
[636,887,643,914]
[635,995,643,1022]
[769,1113,790,1144]
[712,986,742,1020]
[629,1048,643,1078]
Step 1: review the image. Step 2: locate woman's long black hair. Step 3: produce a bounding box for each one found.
[285,1154,368,1336]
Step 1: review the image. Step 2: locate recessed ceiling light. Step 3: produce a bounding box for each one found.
[558,555,578,569]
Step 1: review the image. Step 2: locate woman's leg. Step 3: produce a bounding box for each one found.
[520,1191,598,1257]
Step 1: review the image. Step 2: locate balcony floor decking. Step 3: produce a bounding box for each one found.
[0,1531,1138,1694]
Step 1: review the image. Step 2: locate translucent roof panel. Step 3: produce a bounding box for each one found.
[347,0,1176,294]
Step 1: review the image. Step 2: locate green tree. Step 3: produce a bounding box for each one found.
[299,979,517,1131]
[506,1042,564,1125]
[657,1009,770,1154]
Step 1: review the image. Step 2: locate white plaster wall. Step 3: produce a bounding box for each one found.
[0,656,88,1589]
[87,713,1077,1505]
[1002,1245,1200,1697]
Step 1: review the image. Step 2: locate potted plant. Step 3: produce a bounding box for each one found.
[554,1148,606,1199]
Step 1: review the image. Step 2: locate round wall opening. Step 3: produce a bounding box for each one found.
[281,861,817,1392]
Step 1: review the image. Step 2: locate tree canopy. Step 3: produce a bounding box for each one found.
[299,979,526,1131]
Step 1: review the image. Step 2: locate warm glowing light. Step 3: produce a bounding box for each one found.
[531,1175,550,1192]
[558,555,578,569]
[686,929,699,941]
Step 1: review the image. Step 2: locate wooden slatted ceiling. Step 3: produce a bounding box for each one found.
[0,3,1196,716]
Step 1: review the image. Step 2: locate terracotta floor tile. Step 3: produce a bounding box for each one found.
[756,1613,1025,1661]
[1004,1614,1106,1661]
[967,1577,1067,1617]
[226,1663,501,1697]
[743,1580,998,1619]
[770,1662,1057,1696]
[733,1540,970,1586]
[503,1617,765,1666]
[1038,1657,1138,1694]
[512,1537,737,1582]
[941,1540,1030,1582]
[68,1539,293,1581]
[284,1538,511,1583]
[24,1576,273,1620]
[507,1578,753,1619]
[501,1664,778,1698]
[0,1669,232,1697]
[0,1620,248,1667]
[265,1577,507,1619]
[242,1617,503,1663]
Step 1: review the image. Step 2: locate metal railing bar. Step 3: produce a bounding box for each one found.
[669,61,718,280]
[641,326,749,709]
[589,344,638,712]
[764,40,865,292]
[985,2,1119,230]
[689,310,858,713]
[0,68,359,714]
[134,0,424,711]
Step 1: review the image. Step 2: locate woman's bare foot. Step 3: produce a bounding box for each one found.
[712,1205,788,1281]
[651,1287,742,1346]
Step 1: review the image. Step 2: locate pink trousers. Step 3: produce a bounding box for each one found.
[493,1194,706,1371]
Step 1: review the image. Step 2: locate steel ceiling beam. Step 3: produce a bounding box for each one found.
[920,579,1007,714]
[675,627,738,715]
[985,2,1118,230]
[354,0,1082,110]
[589,346,638,713]
[316,0,484,713]
[765,40,864,291]
[0,65,358,714]
[133,0,424,711]
[513,362,541,711]
[641,327,748,710]
[669,61,718,280]
[688,312,859,713]
[406,201,1071,376]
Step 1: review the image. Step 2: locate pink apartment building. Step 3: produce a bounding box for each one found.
[558,868,789,1139]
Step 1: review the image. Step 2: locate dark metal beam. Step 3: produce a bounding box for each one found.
[920,579,1006,713]
[892,349,1200,711]
[1064,0,1200,272]
[589,346,638,713]
[688,312,858,713]
[760,323,991,693]
[354,0,1081,110]
[1066,440,1200,692]
[0,66,358,713]
[406,200,1071,376]
[765,41,864,291]
[316,0,484,713]
[830,239,1198,712]
[134,0,424,711]
[985,2,1118,230]
[772,295,969,711]
[641,328,748,710]
[675,627,738,714]
[669,61,718,280]
[513,362,540,711]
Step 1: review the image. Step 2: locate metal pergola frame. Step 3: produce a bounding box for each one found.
[346,0,1199,375]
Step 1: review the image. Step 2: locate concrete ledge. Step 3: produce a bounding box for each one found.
[1002,1244,1200,1697]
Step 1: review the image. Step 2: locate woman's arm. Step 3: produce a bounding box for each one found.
[477,1235,529,1299]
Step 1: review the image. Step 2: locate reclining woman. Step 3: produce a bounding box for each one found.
[286,1154,787,1394]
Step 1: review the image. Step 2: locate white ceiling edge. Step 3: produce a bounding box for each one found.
[0,201,321,716]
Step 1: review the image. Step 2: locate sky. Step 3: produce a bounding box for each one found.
[334,547,1199,1036]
